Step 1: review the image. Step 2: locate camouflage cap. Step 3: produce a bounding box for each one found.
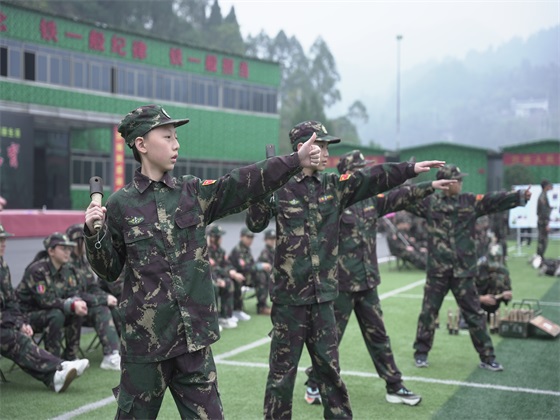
[118,104,190,148]
[289,121,340,152]
[436,164,468,180]
[43,232,76,250]
[206,224,226,237]
[336,150,374,174]
[0,224,14,238]
[264,229,276,239]
[66,223,84,241]
[241,227,255,237]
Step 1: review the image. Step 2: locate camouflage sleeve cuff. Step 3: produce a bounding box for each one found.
[63,297,78,314]
[406,162,417,178]
[288,151,301,168]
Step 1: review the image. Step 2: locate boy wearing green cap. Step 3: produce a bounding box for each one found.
[84,104,322,419]
[246,121,445,419]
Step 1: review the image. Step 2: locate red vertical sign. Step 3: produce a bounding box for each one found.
[113,126,125,191]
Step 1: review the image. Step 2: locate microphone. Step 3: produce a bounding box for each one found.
[89,176,104,232]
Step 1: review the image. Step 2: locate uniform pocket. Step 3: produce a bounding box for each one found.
[123,224,153,266]
[114,385,134,415]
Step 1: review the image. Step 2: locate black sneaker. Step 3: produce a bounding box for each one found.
[415,354,428,368]
[386,387,422,406]
[479,360,504,372]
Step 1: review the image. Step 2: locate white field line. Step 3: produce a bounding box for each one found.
[393,293,560,307]
[215,360,560,397]
[51,274,559,418]
[50,397,115,420]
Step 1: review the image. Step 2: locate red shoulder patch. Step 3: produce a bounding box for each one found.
[202,180,216,186]
[339,174,351,181]
[476,194,484,201]
[377,193,384,198]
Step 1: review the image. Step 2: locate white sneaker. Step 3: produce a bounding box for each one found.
[532,255,542,269]
[100,350,121,371]
[232,310,251,321]
[227,317,238,327]
[53,365,77,393]
[61,359,90,377]
[219,317,237,329]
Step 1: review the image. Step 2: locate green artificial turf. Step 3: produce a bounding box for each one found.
[1,240,558,419]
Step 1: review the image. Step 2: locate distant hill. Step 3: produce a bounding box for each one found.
[362,25,559,151]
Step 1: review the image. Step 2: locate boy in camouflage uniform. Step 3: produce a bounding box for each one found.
[230,227,273,317]
[206,224,237,329]
[83,104,322,419]
[246,121,445,419]
[536,179,552,260]
[17,233,88,362]
[304,150,455,407]
[407,165,531,371]
[385,213,428,270]
[228,227,256,321]
[254,229,276,315]
[1,225,89,392]
[66,224,121,370]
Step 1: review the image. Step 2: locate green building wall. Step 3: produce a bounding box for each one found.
[400,143,489,193]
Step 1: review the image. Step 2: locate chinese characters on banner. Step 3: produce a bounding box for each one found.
[31,13,250,79]
[503,153,560,166]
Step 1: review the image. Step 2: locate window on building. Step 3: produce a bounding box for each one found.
[24,51,35,81]
[37,53,48,82]
[73,60,85,88]
[0,47,7,77]
[4,40,279,115]
[8,48,21,79]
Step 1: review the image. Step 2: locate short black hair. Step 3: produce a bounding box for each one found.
[541,179,552,189]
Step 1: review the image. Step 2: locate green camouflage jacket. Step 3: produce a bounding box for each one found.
[17,257,83,315]
[258,244,275,265]
[69,252,109,307]
[0,257,26,329]
[246,162,417,305]
[229,242,259,285]
[207,244,233,283]
[407,190,526,278]
[85,155,302,363]
[338,182,435,292]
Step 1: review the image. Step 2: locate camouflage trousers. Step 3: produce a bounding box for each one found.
[254,271,271,310]
[27,308,82,360]
[232,277,245,312]
[413,274,495,363]
[217,278,234,318]
[114,346,223,420]
[307,288,403,392]
[82,305,120,355]
[264,302,352,420]
[0,327,62,389]
[536,223,548,257]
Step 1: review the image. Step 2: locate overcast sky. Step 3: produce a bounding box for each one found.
[220,0,559,119]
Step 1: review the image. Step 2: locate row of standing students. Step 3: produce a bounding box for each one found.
[82,104,531,419]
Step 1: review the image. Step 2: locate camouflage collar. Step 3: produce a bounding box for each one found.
[294,171,321,183]
[134,168,175,193]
